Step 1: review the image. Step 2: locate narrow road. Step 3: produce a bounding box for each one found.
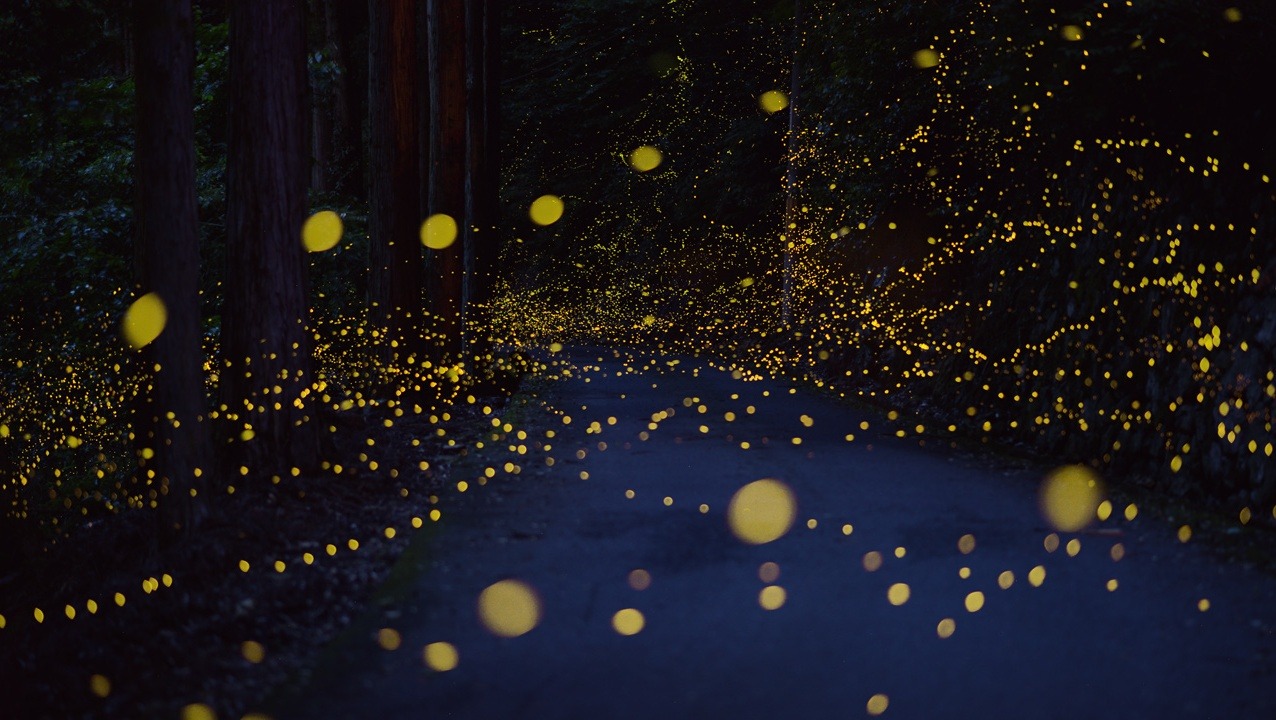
[281,347,1276,719]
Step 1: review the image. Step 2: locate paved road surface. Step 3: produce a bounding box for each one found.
[280,347,1276,719]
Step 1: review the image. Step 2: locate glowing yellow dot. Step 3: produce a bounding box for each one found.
[242,640,265,664]
[478,579,541,638]
[937,618,955,639]
[424,642,459,671]
[612,608,645,635]
[89,674,111,698]
[1044,533,1060,552]
[114,593,125,607]
[727,479,796,545]
[841,524,853,536]
[887,583,911,606]
[965,591,985,612]
[759,90,789,114]
[1124,503,1139,521]
[1028,565,1046,587]
[998,571,1014,589]
[1061,25,1084,41]
[377,627,402,651]
[1198,598,1211,612]
[629,145,663,172]
[302,209,343,252]
[759,584,787,610]
[867,693,890,716]
[958,533,976,554]
[1178,525,1192,543]
[239,560,250,572]
[913,49,939,68]
[181,704,217,720]
[1106,579,1119,592]
[1224,7,1242,22]
[529,195,565,226]
[421,213,458,250]
[1040,465,1104,532]
[1066,538,1081,557]
[122,292,167,349]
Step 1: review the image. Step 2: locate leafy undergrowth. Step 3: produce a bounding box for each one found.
[0,396,510,720]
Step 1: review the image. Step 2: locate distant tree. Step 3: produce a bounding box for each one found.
[133,0,210,535]
[426,0,466,360]
[368,0,426,364]
[464,0,502,355]
[222,0,318,472]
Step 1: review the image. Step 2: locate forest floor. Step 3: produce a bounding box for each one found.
[0,391,511,719]
[4,346,1276,719]
[269,346,1276,720]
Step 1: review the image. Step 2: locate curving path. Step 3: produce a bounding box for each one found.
[279,347,1276,719]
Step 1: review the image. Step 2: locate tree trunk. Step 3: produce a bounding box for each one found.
[324,0,365,198]
[368,0,425,365]
[426,0,466,361]
[464,0,501,356]
[781,0,802,327]
[224,0,318,474]
[133,0,209,537]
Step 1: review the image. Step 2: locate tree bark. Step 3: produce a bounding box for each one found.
[224,0,318,474]
[464,0,501,355]
[427,0,466,361]
[133,0,209,536]
[368,0,425,365]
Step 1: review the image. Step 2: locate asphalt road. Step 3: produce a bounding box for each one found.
[281,347,1276,719]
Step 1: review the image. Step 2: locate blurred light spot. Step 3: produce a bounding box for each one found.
[377,628,402,651]
[629,145,663,172]
[1198,598,1211,612]
[421,213,458,250]
[1124,504,1139,521]
[628,569,652,591]
[727,479,796,545]
[913,49,939,68]
[242,640,265,664]
[867,693,890,716]
[612,608,645,635]
[958,534,976,554]
[887,583,911,606]
[1040,465,1104,532]
[1106,579,1119,592]
[997,571,1014,589]
[759,561,780,583]
[1224,7,1242,22]
[1066,538,1081,556]
[90,674,110,698]
[863,551,883,572]
[478,579,541,637]
[302,210,343,252]
[759,90,789,114]
[1178,525,1192,543]
[529,195,565,226]
[1061,25,1083,41]
[894,546,907,559]
[1028,566,1046,587]
[759,585,787,610]
[965,591,985,612]
[842,524,853,536]
[182,705,216,720]
[122,292,167,349]
[958,567,971,579]
[424,642,459,672]
[937,618,955,639]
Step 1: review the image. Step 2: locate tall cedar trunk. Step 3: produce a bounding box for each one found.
[781,0,801,327]
[426,0,466,361]
[133,0,209,535]
[324,0,365,198]
[224,0,317,474]
[464,0,501,356]
[368,0,425,365]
